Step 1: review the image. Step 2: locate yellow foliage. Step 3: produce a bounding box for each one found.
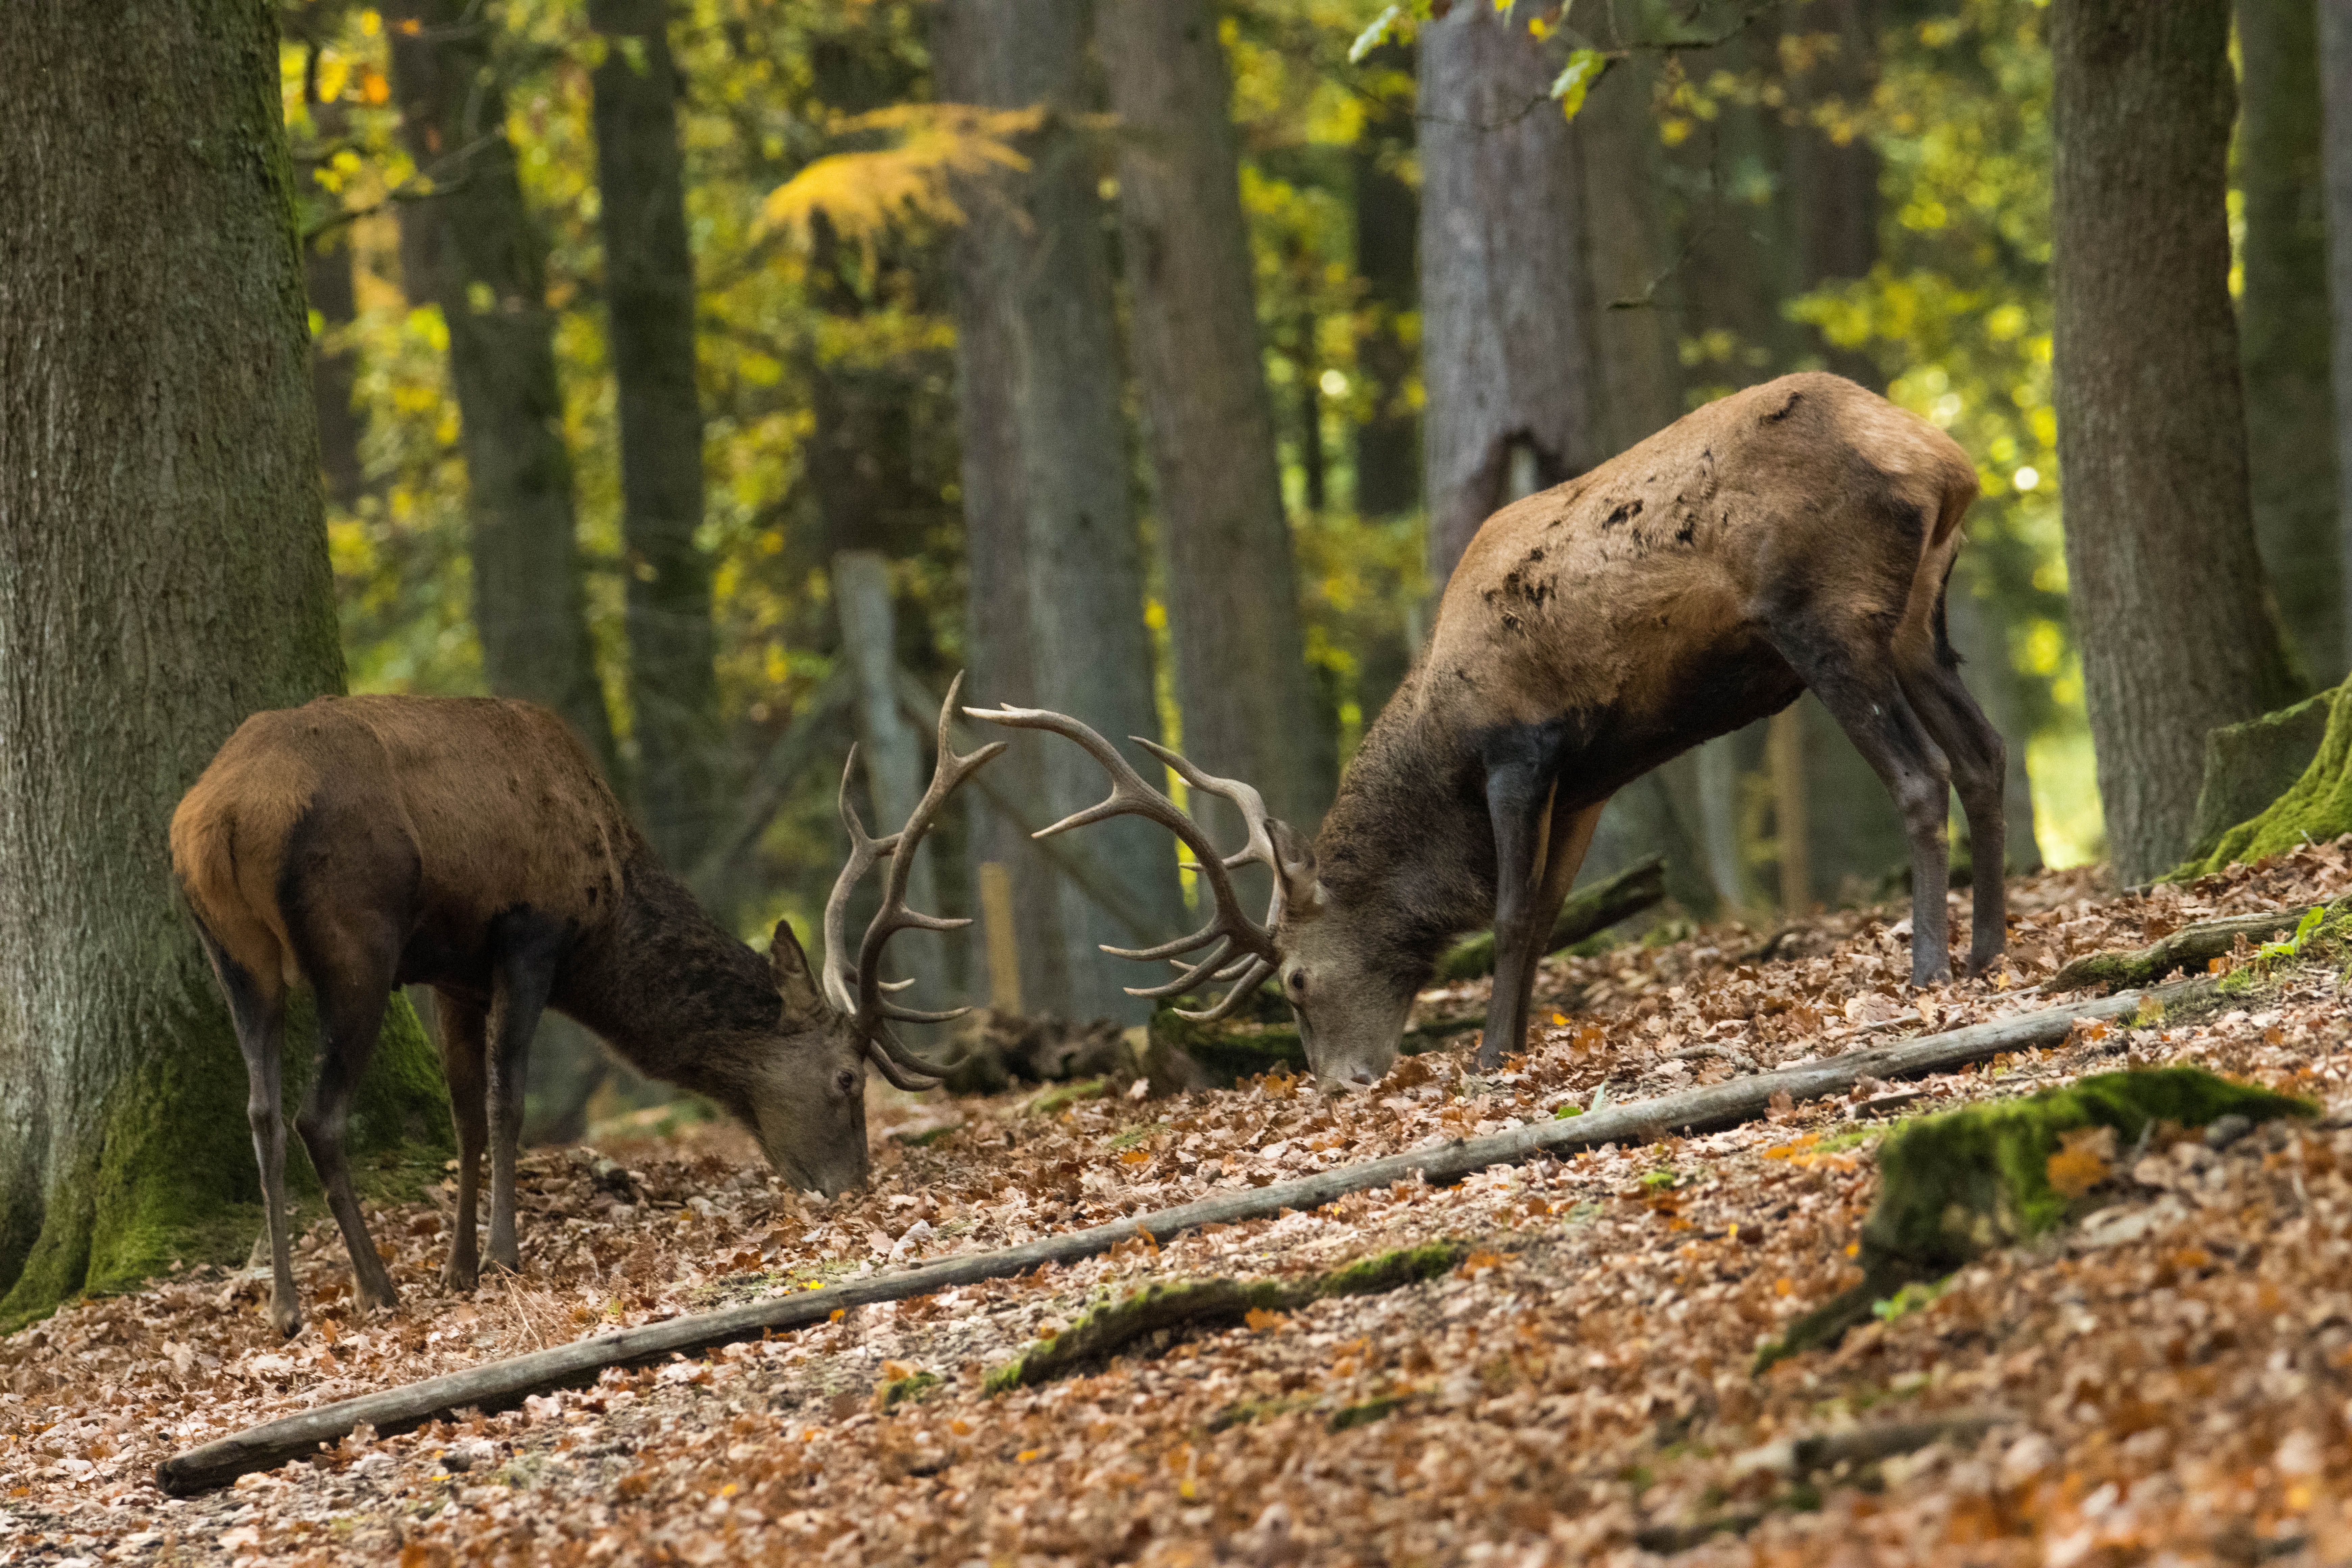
[756,104,1044,255]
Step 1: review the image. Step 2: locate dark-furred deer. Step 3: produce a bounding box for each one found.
[978,373,2004,1086]
[171,680,997,1335]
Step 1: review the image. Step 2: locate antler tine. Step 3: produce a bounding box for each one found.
[851,673,1004,1064]
[864,1039,941,1092]
[821,746,899,1015]
[1101,913,1228,963]
[964,705,1281,975]
[1171,956,1276,1023]
[1130,735,1290,930]
[1121,937,1235,1001]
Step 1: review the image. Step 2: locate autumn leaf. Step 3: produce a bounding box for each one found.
[756,104,1044,256]
[1244,1307,1287,1333]
[2047,1125,2116,1198]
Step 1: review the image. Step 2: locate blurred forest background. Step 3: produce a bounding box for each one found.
[271,0,2338,1128]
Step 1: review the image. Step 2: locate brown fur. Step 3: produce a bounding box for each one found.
[1266,374,2004,1083]
[172,694,871,1336]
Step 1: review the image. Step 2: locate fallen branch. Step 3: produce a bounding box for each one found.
[156,977,2204,1495]
[2047,898,2343,994]
[1432,856,1666,982]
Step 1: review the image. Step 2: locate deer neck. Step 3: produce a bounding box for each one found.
[1314,694,1497,975]
[555,854,777,1117]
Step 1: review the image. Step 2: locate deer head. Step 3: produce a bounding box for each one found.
[966,705,1408,1089]
[755,675,1004,1194]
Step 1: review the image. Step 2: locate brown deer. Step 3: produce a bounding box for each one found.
[170,679,997,1336]
[977,373,2005,1087]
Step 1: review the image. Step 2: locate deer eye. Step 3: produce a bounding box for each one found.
[1287,969,1307,996]
[835,1068,859,1097]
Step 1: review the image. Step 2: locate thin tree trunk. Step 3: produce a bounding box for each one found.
[387,0,618,779]
[590,0,721,876]
[2239,0,2343,685]
[0,0,448,1328]
[834,552,948,1013]
[938,0,1180,1025]
[1417,0,1600,584]
[301,52,367,509]
[1782,0,1883,389]
[2327,1,2352,666]
[2052,0,2302,883]
[1351,51,1419,520]
[1097,0,1336,835]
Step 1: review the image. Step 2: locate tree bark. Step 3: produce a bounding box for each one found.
[1417,0,1600,583]
[0,0,448,1328]
[299,49,367,510]
[2327,1,2352,663]
[2239,0,2344,685]
[1097,0,1336,835]
[938,0,1181,1025]
[387,0,618,779]
[2051,0,2301,883]
[1350,57,1420,520]
[590,0,722,876]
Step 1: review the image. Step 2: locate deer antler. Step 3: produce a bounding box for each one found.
[822,672,1006,1088]
[963,705,1287,1023]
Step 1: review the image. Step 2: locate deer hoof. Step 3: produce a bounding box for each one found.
[441,1258,478,1293]
[269,1299,303,1339]
[357,1279,400,1314]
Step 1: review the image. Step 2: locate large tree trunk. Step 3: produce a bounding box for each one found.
[0,0,449,1329]
[2328,2,2352,666]
[298,48,367,510]
[938,0,1181,1025]
[2052,0,2302,883]
[590,0,721,878]
[2239,0,2343,685]
[1417,0,1601,584]
[1096,0,1336,835]
[387,0,618,779]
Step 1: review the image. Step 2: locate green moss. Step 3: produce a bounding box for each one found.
[1327,1394,1412,1433]
[1109,1121,1170,1151]
[1205,1394,1318,1432]
[2175,681,2352,878]
[878,1370,940,1410]
[1026,1078,1109,1117]
[1754,1068,2311,1373]
[1316,1241,1467,1298]
[1,978,450,1332]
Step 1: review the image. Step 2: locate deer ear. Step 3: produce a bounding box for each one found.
[769,919,827,1021]
[1268,819,1325,917]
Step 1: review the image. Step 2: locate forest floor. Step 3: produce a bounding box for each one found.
[9,846,2352,1566]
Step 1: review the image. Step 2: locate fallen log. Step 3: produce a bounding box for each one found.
[1432,855,1666,982]
[2046,897,2343,993]
[156,976,2206,1495]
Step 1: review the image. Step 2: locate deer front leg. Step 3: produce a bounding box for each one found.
[1478,761,1559,1073]
[484,917,564,1276]
[433,991,490,1292]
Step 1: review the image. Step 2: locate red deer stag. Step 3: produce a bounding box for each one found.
[171,679,997,1335]
[977,373,2004,1086]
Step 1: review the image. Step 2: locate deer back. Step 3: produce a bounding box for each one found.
[172,694,635,993]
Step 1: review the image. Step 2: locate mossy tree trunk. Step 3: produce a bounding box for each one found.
[0,0,450,1330]
[2051,0,2303,883]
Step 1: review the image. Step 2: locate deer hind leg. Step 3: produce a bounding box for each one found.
[434,990,490,1292]
[1897,648,2009,976]
[485,912,566,1276]
[202,932,301,1337]
[295,939,405,1315]
[1773,633,1956,986]
[1479,797,1607,1073]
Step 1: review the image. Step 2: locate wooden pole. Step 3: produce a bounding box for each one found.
[157,976,2206,1496]
[977,861,1023,1013]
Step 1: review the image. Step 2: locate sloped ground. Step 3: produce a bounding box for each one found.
[7,844,2352,1566]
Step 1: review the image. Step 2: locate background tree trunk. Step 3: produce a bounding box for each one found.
[2327,0,2352,667]
[2239,0,2343,685]
[388,0,619,779]
[1351,44,1420,522]
[391,0,624,1141]
[1097,0,1336,836]
[298,43,367,510]
[938,0,1180,1025]
[591,0,722,877]
[1417,0,1600,584]
[2052,0,2301,883]
[0,0,449,1328]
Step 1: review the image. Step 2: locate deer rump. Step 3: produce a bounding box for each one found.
[173,696,631,1008]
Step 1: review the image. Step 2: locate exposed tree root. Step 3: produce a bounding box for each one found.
[2047,897,2347,993]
